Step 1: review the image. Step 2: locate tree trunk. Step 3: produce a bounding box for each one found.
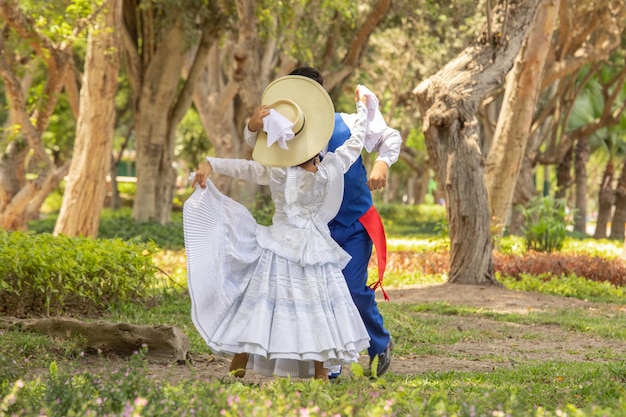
[554,145,573,200]
[108,155,122,209]
[573,137,588,234]
[593,161,614,239]
[129,22,186,223]
[414,0,542,285]
[509,157,539,235]
[54,0,121,238]
[485,0,558,232]
[609,161,626,240]
[11,317,189,364]
[122,0,219,225]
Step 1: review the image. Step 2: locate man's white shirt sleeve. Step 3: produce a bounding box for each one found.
[339,112,401,167]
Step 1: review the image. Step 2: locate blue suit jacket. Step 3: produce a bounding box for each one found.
[327,113,373,227]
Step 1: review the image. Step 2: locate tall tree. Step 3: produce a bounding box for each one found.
[414,0,543,285]
[54,0,122,238]
[511,1,626,232]
[0,0,80,230]
[484,0,559,231]
[121,0,225,223]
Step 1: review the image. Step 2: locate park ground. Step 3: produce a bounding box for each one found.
[69,283,626,385]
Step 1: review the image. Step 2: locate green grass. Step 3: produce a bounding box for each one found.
[3,272,626,416]
[8,215,626,416]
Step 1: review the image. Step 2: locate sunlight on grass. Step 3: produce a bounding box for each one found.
[562,238,622,258]
[153,249,187,289]
[387,237,447,252]
[499,274,626,304]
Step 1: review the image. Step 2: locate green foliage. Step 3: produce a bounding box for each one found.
[2,253,626,416]
[499,273,626,304]
[517,196,570,252]
[257,0,360,66]
[22,0,92,42]
[0,231,159,316]
[252,192,275,226]
[561,238,622,258]
[29,208,186,250]
[495,235,527,255]
[378,203,446,237]
[5,354,625,417]
[175,108,212,170]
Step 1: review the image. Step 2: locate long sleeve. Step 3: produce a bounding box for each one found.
[372,126,402,167]
[243,126,258,148]
[206,157,271,185]
[339,113,402,167]
[327,102,368,174]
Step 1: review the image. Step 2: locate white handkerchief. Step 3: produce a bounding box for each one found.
[357,84,386,140]
[263,108,295,149]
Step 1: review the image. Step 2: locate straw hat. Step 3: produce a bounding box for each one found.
[253,75,335,167]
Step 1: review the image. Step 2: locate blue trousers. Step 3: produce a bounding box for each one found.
[330,220,391,357]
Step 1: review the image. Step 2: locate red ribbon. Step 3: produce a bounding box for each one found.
[358,205,389,301]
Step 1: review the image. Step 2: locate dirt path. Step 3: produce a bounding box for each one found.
[121,283,625,384]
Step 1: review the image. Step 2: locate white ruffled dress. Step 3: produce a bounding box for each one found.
[183,103,370,378]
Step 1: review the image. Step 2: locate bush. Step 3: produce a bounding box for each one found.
[494,251,626,287]
[377,250,626,290]
[0,231,160,316]
[517,196,570,252]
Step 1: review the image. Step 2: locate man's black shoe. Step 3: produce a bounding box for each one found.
[369,337,394,378]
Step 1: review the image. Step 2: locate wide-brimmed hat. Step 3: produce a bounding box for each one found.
[253,75,335,167]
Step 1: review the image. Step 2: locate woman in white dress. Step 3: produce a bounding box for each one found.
[183,75,370,380]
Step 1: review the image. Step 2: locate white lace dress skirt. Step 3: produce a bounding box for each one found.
[184,182,370,377]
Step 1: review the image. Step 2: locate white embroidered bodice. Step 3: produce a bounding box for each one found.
[207,102,368,267]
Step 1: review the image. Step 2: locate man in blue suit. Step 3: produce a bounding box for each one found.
[244,67,402,377]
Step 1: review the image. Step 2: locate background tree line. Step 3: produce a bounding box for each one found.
[1,0,625,284]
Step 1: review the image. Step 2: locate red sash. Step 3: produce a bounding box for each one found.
[358,205,390,301]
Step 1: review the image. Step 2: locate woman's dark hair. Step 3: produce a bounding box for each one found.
[289,67,324,86]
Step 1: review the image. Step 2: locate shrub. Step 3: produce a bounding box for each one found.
[376,250,626,289]
[517,196,570,252]
[0,231,159,317]
[494,251,626,287]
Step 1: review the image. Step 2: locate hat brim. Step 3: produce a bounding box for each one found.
[253,76,335,167]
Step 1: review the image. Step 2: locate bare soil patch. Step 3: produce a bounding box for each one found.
[125,284,626,384]
[29,284,626,384]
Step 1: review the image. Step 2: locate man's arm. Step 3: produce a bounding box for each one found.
[368,126,402,191]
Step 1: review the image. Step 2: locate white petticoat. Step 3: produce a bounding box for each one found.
[184,181,370,377]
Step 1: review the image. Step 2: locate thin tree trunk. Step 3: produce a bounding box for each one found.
[109,155,121,210]
[593,161,614,239]
[609,161,626,240]
[554,145,573,200]
[573,137,588,234]
[509,157,539,235]
[54,0,121,238]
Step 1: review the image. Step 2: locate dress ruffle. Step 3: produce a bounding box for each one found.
[184,181,369,377]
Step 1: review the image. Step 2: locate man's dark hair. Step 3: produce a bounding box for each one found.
[289,67,324,86]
